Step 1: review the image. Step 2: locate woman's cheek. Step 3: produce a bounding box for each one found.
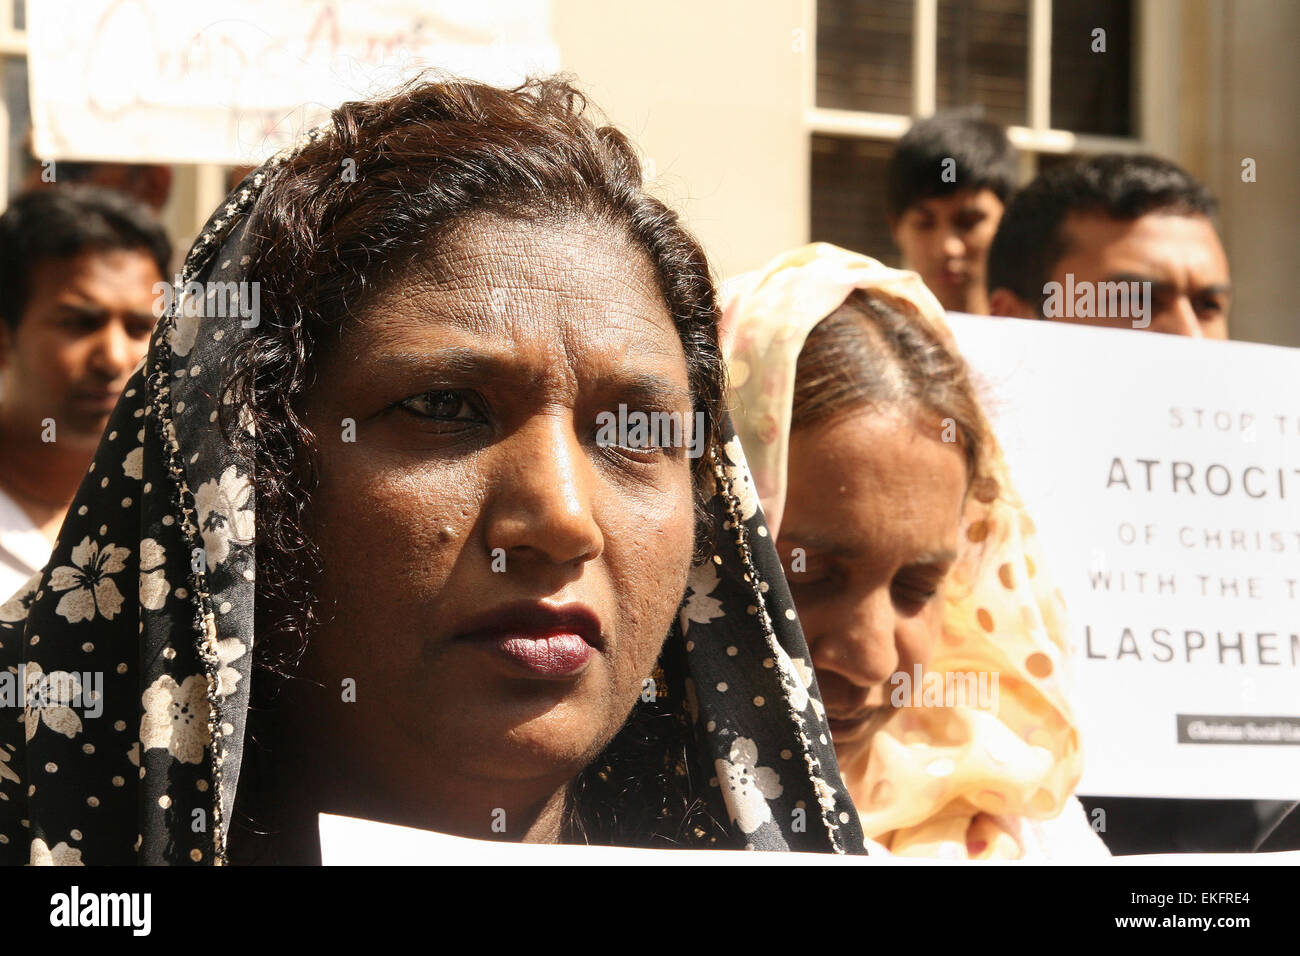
[903,603,945,670]
[600,476,694,673]
[312,462,480,617]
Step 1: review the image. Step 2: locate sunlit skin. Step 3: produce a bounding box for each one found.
[0,249,161,543]
[281,213,698,855]
[777,409,968,783]
[891,188,1005,315]
[988,212,1231,338]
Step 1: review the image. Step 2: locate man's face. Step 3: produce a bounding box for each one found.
[1042,211,1231,338]
[0,249,162,447]
[890,187,1005,315]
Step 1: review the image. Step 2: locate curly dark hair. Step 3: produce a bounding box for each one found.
[219,74,729,855]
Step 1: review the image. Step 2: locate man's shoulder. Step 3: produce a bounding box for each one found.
[0,483,52,600]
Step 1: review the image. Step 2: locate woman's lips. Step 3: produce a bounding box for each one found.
[453,601,602,679]
[826,708,879,737]
[490,633,592,676]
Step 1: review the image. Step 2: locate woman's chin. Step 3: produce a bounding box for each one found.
[415,697,621,784]
[829,709,892,764]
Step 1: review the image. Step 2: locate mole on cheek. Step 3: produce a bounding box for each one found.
[437,526,456,544]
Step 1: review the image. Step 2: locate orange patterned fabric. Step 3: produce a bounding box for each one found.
[720,243,1093,859]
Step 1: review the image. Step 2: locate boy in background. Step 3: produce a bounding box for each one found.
[886,111,1019,315]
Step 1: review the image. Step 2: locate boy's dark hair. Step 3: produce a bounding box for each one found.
[987,153,1218,309]
[0,185,171,331]
[885,110,1018,221]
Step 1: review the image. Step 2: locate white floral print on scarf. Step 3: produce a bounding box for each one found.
[48,537,130,624]
[22,663,83,743]
[194,466,254,567]
[140,674,210,765]
[716,736,783,835]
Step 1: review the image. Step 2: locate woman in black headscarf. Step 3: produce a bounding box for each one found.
[0,75,864,864]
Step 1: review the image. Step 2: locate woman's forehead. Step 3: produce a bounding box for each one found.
[302,224,685,403]
[344,213,678,348]
[412,212,667,311]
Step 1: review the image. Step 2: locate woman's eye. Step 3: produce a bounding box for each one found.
[613,432,663,454]
[601,438,664,465]
[594,410,677,461]
[893,579,940,611]
[787,561,837,590]
[399,390,481,422]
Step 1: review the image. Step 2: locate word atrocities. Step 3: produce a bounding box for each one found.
[1105,457,1300,500]
[152,276,260,328]
[595,404,706,459]
[889,664,999,711]
[0,663,103,719]
[50,886,151,936]
[1041,273,1152,327]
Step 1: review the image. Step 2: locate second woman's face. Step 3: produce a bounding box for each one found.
[777,409,967,760]
[298,212,699,836]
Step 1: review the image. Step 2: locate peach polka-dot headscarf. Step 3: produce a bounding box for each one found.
[720,243,1086,859]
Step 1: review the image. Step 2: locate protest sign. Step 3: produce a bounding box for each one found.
[948,315,1299,799]
[27,0,559,165]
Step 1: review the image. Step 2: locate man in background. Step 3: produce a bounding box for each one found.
[0,187,170,599]
[985,154,1292,852]
[987,154,1231,338]
[886,111,1019,315]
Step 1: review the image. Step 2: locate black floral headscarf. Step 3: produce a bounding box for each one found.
[0,135,865,864]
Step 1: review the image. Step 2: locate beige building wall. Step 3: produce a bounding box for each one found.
[1154,0,1300,348]
[1184,0,1300,349]
[557,0,1298,348]
[553,0,806,284]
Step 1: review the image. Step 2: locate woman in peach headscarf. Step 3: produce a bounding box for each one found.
[719,243,1108,859]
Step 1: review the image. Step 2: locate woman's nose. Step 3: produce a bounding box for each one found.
[483,414,604,567]
[809,587,900,690]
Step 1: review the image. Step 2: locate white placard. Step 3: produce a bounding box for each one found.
[947,314,1300,800]
[317,813,1299,864]
[27,1,560,165]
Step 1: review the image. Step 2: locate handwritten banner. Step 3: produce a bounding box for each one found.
[27,0,559,165]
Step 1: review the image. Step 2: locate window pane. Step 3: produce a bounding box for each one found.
[809,134,899,265]
[1050,0,1134,136]
[816,0,912,114]
[936,0,1030,127]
